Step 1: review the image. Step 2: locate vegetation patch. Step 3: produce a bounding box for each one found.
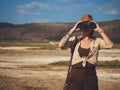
[49,61,69,66]
[0,42,58,50]
[113,43,120,49]
[97,60,120,68]
[49,60,120,68]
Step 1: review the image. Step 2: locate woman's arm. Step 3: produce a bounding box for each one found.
[94,22,113,47]
[58,33,71,49]
[58,21,81,49]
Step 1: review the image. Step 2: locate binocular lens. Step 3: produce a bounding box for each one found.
[77,21,96,29]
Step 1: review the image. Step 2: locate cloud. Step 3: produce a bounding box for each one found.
[98,1,120,15]
[17,13,52,23]
[17,9,41,16]
[106,9,119,15]
[18,2,60,10]
[18,2,51,10]
[17,10,27,15]
[17,2,60,16]
[16,2,57,23]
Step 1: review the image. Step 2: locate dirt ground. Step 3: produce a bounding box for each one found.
[0,48,120,90]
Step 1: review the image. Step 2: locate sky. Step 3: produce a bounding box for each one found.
[0,0,120,24]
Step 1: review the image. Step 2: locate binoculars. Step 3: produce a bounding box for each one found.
[77,21,97,29]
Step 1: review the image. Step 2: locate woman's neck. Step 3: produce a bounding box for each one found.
[80,36,92,49]
[81,36,91,41]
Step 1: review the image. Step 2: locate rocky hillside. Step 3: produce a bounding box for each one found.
[0,20,120,43]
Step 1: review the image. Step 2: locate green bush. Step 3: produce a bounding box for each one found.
[49,61,69,66]
[97,60,120,68]
[49,60,120,68]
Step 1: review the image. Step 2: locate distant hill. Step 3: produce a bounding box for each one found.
[0,20,120,43]
[0,23,15,27]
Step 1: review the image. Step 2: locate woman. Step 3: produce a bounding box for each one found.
[59,14,113,90]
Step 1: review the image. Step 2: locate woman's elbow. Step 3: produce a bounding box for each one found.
[58,46,65,50]
[107,42,114,48]
[58,44,66,50]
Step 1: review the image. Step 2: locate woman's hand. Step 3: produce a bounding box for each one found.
[92,21,104,33]
[68,20,82,35]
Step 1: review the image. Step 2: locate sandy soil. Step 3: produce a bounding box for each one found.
[0,48,120,90]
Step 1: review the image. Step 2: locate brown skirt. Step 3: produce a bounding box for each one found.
[67,62,98,90]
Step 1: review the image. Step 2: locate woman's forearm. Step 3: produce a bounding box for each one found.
[58,33,71,49]
[58,22,79,49]
[93,21,113,47]
[98,29,113,46]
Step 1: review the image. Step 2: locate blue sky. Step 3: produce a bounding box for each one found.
[0,0,120,24]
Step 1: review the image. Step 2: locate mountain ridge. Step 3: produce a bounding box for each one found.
[0,20,119,43]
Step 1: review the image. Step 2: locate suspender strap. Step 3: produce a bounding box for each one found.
[64,36,78,87]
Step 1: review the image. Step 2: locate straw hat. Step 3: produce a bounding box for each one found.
[80,14,93,21]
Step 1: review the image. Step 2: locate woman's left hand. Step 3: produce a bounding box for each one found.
[92,21,103,33]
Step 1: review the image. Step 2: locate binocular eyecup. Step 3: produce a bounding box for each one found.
[77,21,97,29]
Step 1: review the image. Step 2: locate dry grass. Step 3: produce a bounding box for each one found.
[0,48,119,90]
[0,65,119,90]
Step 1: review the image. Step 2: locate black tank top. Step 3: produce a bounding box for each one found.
[78,46,90,57]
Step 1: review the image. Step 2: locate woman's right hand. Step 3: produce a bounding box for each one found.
[68,21,82,35]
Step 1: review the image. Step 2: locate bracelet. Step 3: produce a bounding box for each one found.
[61,33,71,46]
[64,33,71,38]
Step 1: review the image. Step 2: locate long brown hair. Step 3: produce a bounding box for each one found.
[89,30,94,38]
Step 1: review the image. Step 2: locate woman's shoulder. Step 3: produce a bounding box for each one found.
[92,37,103,41]
[69,36,76,41]
[69,36,81,41]
[91,37,104,45]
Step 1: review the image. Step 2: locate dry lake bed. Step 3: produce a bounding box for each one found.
[0,47,120,90]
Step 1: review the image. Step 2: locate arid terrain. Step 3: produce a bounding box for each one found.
[0,47,120,90]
